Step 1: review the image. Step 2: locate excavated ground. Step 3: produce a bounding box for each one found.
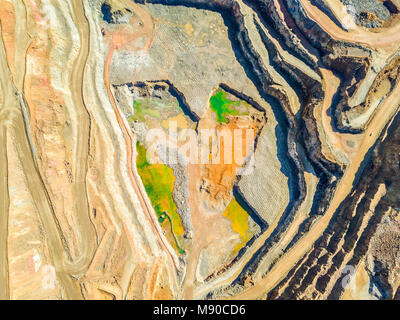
[0,0,400,300]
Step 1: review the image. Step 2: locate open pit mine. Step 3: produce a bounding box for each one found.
[0,0,400,300]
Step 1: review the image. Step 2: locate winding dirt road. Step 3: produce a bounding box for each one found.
[298,0,400,48]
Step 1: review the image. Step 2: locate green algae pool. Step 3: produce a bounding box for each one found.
[210,89,249,124]
[136,142,184,254]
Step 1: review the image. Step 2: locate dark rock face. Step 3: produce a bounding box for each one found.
[101,2,132,24]
[140,0,359,273]
[101,2,113,23]
[383,0,399,14]
[269,110,400,300]
[125,0,400,299]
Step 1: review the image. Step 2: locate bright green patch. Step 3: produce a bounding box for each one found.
[209,89,242,123]
[222,198,253,254]
[136,142,185,254]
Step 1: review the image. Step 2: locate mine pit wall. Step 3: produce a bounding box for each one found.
[246,0,321,70]
[247,2,341,175]
[308,0,344,29]
[222,0,397,296]
[133,0,308,288]
[139,0,360,288]
[257,0,384,218]
[342,54,400,132]
[246,0,344,178]
[244,0,344,219]
[231,9,350,288]
[269,110,400,300]
[251,0,371,137]
[284,0,375,134]
[328,56,371,134]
